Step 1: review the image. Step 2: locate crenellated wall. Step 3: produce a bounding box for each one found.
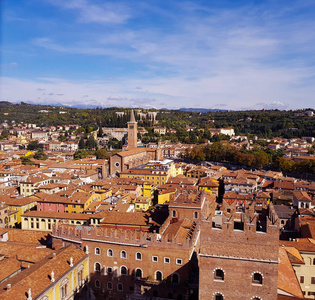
[199,202,279,300]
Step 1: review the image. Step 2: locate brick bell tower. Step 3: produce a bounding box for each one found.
[127,109,137,149]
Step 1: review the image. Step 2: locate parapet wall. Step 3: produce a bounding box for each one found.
[52,221,200,250]
[200,204,279,261]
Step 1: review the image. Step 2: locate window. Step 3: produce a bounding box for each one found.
[156,271,162,281]
[252,273,263,285]
[121,250,127,259]
[136,252,142,260]
[94,263,101,272]
[214,269,224,281]
[135,268,142,278]
[107,282,113,290]
[95,280,100,288]
[121,266,127,275]
[252,298,261,300]
[152,256,158,262]
[313,258,315,265]
[300,276,304,283]
[164,257,170,264]
[172,210,176,218]
[311,277,315,284]
[172,273,179,284]
[60,279,69,299]
[107,267,112,274]
[194,211,198,219]
[176,258,182,265]
[214,294,223,300]
[77,267,83,286]
[117,283,123,291]
[107,249,113,257]
[95,247,101,255]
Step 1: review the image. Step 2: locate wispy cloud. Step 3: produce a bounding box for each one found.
[47,0,131,24]
[2,1,315,110]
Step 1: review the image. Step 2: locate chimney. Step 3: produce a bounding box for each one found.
[51,271,55,282]
[70,257,73,267]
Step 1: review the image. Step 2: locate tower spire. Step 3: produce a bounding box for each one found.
[130,109,136,122]
[127,109,137,149]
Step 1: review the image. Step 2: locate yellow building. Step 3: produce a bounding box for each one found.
[157,189,176,205]
[282,239,315,299]
[64,191,102,214]
[20,173,57,196]
[2,196,37,227]
[198,177,219,196]
[0,244,89,300]
[134,196,153,211]
[142,181,156,197]
[21,211,91,231]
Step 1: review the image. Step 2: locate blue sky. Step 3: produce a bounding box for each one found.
[1,0,315,110]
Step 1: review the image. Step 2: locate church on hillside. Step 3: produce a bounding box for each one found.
[109,110,161,176]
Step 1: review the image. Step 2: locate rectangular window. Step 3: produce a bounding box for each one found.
[311,277,315,284]
[152,256,158,262]
[176,259,182,265]
[300,276,304,283]
[164,257,170,264]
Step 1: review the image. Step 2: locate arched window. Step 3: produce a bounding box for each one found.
[194,211,198,219]
[135,268,142,278]
[172,273,179,284]
[156,271,162,281]
[94,262,101,272]
[252,298,261,300]
[214,294,224,300]
[172,210,176,217]
[107,249,113,257]
[252,273,263,285]
[214,269,224,281]
[121,266,128,275]
[136,252,142,260]
[95,247,101,255]
[313,258,315,265]
[121,250,127,259]
[117,283,123,291]
[95,280,100,288]
[107,282,112,290]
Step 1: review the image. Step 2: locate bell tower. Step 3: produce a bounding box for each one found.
[127,109,137,149]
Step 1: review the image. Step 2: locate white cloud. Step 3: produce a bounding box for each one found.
[48,0,131,24]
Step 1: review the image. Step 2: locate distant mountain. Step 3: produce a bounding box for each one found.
[179,107,229,113]
[0,101,14,107]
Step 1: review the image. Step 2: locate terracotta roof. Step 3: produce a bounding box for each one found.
[280,238,315,252]
[113,148,147,157]
[6,229,51,245]
[284,246,304,264]
[0,245,87,300]
[99,211,152,227]
[0,257,22,282]
[278,247,304,298]
[0,242,53,264]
